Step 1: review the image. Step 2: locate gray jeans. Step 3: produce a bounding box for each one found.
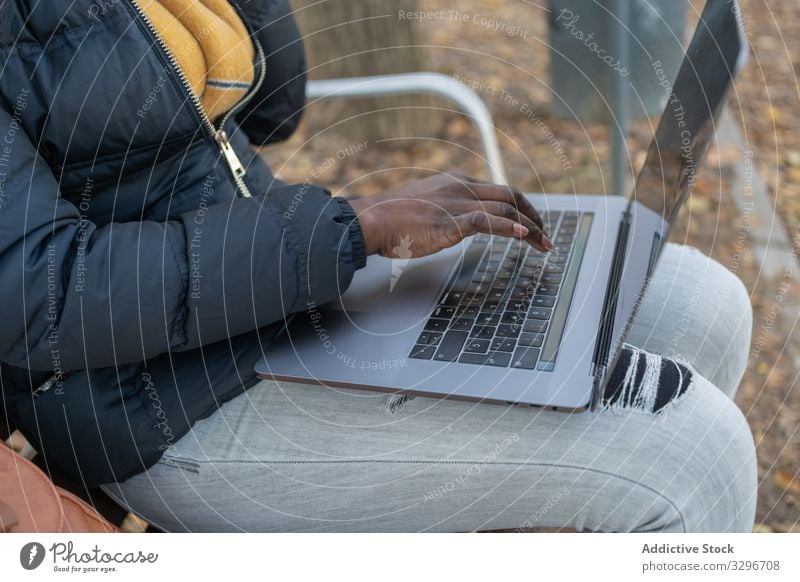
[102,244,757,532]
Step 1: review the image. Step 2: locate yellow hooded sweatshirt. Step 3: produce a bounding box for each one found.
[139,0,255,121]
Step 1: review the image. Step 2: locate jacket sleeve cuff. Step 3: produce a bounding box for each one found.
[333,196,368,270]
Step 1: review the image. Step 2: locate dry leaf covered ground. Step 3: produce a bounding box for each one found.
[263,0,798,531]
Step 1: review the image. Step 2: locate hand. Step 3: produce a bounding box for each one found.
[347,171,552,259]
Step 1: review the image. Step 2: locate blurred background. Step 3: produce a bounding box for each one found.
[260,0,799,532]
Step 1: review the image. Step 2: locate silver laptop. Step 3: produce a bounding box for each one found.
[256,0,748,410]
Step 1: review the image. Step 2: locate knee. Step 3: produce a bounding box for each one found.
[663,244,752,328]
[662,244,753,393]
[649,376,757,532]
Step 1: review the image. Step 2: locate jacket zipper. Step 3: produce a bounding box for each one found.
[129,0,267,198]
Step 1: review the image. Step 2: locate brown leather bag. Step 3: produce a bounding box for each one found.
[0,441,120,533]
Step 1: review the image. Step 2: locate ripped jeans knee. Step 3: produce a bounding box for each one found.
[601,344,695,414]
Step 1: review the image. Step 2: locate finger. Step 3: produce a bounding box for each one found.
[461,183,545,231]
[478,202,552,251]
[452,211,530,241]
[510,187,546,232]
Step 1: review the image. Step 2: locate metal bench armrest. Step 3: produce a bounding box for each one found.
[306,72,508,185]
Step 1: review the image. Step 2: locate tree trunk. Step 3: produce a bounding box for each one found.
[291,0,443,142]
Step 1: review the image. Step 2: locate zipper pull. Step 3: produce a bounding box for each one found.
[215,129,247,180]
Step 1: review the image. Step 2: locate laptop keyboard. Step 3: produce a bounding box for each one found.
[409,211,594,371]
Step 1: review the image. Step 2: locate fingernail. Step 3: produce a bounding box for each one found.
[513,223,529,237]
[542,234,553,250]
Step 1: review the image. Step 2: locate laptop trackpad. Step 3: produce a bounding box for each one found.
[331,242,465,317]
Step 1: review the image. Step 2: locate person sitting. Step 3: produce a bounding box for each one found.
[0,0,756,532]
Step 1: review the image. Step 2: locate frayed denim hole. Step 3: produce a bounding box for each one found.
[652,358,693,412]
[601,345,694,415]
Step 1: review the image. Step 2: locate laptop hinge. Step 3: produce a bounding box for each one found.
[590,210,632,405]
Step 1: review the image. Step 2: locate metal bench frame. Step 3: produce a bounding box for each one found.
[306,72,509,185]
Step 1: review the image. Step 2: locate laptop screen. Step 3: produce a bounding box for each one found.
[595,0,749,405]
[628,0,749,229]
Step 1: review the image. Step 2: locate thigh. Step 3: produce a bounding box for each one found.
[102,372,756,533]
[626,244,752,398]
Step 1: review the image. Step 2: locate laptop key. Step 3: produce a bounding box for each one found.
[450,318,474,331]
[483,300,502,311]
[509,288,531,300]
[506,300,530,313]
[417,331,443,346]
[432,305,455,319]
[524,255,545,267]
[511,347,540,369]
[470,325,496,339]
[523,320,548,333]
[496,323,522,337]
[425,318,449,332]
[488,289,507,302]
[513,276,535,289]
[462,295,485,306]
[520,266,543,278]
[466,283,489,294]
[442,292,464,306]
[535,284,559,296]
[518,332,544,347]
[459,351,513,367]
[541,273,563,285]
[488,237,508,248]
[490,338,517,352]
[433,331,469,362]
[492,279,511,290]
[531,295,556,308]
[410,345,436,360]
[501,312,524,325]
[544,263,566,273]
[456,305,480,317]
[475,312,501,326]
[527,308,553,320]
[464,339,490,353]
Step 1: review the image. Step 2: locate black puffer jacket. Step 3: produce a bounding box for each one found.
[0,0,366,485]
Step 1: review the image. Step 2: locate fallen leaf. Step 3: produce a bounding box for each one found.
[687,195,711,213]
[785,150,800,167]
[787,167,800,184]
[773,469,800,495]
[767,105,781,124]
[447,117,472,139]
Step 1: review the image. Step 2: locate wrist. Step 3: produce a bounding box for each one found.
[332,196,369,268]
[347,197,381,255]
